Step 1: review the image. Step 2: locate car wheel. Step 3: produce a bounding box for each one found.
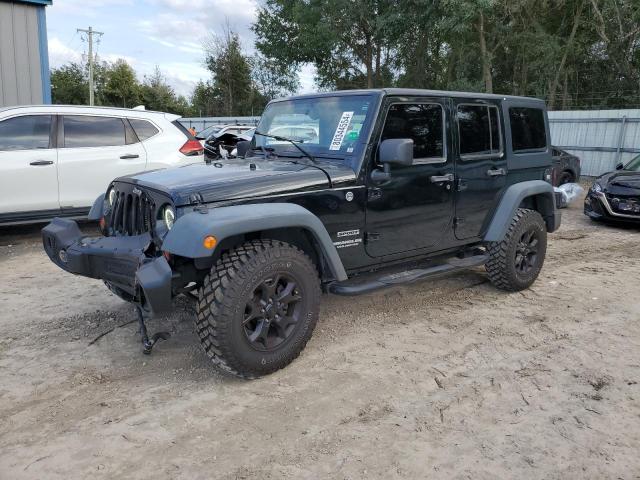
[195,239,321,379]
[558,171,574,185]
[485,208,547,291]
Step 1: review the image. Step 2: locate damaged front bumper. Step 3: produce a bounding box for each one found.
[42,218,173,316]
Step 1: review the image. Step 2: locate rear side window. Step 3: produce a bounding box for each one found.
[510,108,547,152]
[63,116,127,148]
[0,115,52,151]
[129,119,159,141]
[381,103,445,161]
[457,105,501,157]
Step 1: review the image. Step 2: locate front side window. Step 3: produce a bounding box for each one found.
[381,103,445,162]
[255,95,374,157]
[129,119,159,141]
[510,107,547,152]
[63,116,127,148]
[0,115,52,151]
[458,104,502,157]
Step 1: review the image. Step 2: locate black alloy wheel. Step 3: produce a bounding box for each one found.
[243,273,303,352]
[514,228,540,275]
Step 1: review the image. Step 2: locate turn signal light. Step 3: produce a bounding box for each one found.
[203,236,217,249]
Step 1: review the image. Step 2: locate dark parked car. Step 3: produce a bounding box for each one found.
[42,89,560,378]
[551,147,581,186]
[584,154,640,223]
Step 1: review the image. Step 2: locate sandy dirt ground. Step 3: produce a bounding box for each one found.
[1,197,639,480]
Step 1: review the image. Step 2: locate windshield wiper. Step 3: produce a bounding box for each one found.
[254,131,318,164]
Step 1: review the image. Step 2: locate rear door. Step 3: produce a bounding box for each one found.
[365,97,454,257]
[57,115,147,209]
[0,114,59,215]
[453,101,507,239]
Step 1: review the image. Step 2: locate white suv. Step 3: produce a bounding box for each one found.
[0,105,204,225]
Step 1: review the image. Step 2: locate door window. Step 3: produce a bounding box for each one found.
[381,103,445,163]
[0,115,52,151]
[63,116,127,148]
[129,119,159,141]
[457,105,502,158]
[509,107,546,152]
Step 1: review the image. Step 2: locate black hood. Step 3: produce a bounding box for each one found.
[599,170,640,192]
[117,158,356,206]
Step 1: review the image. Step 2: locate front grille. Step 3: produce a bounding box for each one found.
[605,193,640,216]
[108,186,155,236]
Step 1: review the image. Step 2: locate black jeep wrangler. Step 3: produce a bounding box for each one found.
[43,89,560,378]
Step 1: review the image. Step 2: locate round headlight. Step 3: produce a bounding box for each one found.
[108,188,117,206]
[592,182,603,193]
[163,206,176,230]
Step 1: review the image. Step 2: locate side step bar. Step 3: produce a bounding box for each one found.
[329,254,489,296]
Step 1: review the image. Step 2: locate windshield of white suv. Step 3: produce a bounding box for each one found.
[253,95,374,159]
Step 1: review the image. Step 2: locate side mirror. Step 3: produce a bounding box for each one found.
[236,140,251,158]
[371,139,414,183]
[615,162,625,170]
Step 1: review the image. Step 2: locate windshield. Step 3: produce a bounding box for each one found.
[254,95,374,159]
[625,154,640,171]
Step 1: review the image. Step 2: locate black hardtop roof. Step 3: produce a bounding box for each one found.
[276,88,545,104]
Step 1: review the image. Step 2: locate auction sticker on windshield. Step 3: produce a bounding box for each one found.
[330,112,354,150]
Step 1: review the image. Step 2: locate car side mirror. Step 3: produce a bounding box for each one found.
[236,140,251,158]
[615,162,625,170]
[371,139,414,183]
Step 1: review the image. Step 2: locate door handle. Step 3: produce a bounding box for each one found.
[487,168,506,177]
[120,154,140,159]
[430,173,454,183]
[29,160,54,166]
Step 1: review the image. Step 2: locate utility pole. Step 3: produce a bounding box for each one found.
[77,26,104,106]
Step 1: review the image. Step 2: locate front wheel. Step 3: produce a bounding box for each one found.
[485,208,547,291]
[195,239,321,379]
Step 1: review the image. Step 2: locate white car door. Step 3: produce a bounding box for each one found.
[0,114,59,215]
[57,115,147,209]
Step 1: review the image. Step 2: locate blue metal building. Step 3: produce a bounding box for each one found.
[0,0,52,107]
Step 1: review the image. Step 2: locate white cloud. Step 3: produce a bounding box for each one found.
[48,37,83,66]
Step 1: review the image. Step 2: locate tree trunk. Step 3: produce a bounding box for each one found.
[478,11,493,94]
[548,1,583,110]
[374,42,381,87]
[365,36,373,88]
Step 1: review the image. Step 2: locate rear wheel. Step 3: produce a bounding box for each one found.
[485,208,547,291]
[195,239,321,379]
[558,170,574,185]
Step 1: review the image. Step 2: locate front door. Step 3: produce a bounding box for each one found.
[57,115,147,209]
[453,101,507,239]
[0,114,59,215]
[365,98,454,258]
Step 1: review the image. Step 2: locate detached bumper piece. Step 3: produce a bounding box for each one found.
[42,218,173,317]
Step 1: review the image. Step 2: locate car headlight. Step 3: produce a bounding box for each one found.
[107,188,117,206]
[591,182,603,193]
[163,206,176,230]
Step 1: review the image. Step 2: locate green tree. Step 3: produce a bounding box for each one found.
[254,0,398,89]
[50,62,88,104]
[191,80,217,117]
[205,29,259,115]
[103,59,140,108]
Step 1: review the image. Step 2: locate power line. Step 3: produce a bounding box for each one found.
[77,26,104,106]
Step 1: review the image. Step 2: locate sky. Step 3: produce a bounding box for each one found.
[45,0,316,98]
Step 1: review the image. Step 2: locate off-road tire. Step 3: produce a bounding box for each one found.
[485,208,547,291]
[195,239,321,379]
